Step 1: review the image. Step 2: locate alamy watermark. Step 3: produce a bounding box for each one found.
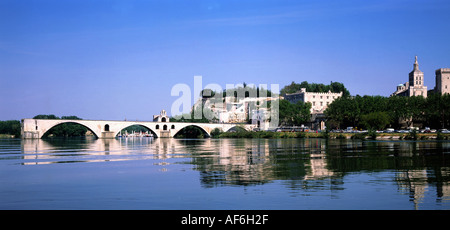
[171,75,279,129]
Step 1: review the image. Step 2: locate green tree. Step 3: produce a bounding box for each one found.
[0,120,21,137]
[406,96,427,127]
[326,92,450,130]
[210,128,223,138]
[360,111,391,130]
[324,96,359,129]
[386,96,408,129]
[424,93,450,128]
[281,81,350,98]
[33,114,59,119]
[279,99,311,126]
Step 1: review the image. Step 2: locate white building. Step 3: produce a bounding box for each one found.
[284,88,343,114]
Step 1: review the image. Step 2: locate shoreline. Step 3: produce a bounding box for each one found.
[0,134,16,138]
[216,131,450,140]
[2,132,450,140]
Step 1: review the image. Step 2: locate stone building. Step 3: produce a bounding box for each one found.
[391,56,428,98]
[434,68,450,95]
[192,92,277,130]
[284,88,343,130]
[284,88,343,114]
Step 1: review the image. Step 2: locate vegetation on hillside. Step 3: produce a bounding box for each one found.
[280,81,350,98]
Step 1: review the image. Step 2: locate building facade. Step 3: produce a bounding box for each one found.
[284,88,343,114]
[435,68,450,95]
[392,56,428,98]
[192,93,277,130]
[216,96,276,124]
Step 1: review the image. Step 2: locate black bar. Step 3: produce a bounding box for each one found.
[2,210,447,228]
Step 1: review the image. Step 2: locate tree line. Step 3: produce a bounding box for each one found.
[324,93,450,130]
[0,120,21,137]
[281,81,351,98]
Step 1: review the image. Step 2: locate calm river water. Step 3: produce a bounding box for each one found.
[0,137,449,210]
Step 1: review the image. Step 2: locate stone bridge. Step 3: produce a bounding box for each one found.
[21,118,257,139]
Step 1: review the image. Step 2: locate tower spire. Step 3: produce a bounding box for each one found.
[414,55,419,70]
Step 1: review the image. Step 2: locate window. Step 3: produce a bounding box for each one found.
[162,117,166,122]
[320,102,323,106]
[104,124,110,132]
[313,102,316,106]
[156,125,159,129]
[171,125,175,129]
[163,125,167,130]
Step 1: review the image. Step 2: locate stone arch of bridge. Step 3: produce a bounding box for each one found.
[172,124,211,138]
[40,121,100,139]
[114,123,159,138]
[222,125,249,133]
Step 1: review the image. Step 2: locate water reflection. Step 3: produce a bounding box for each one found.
[15,137,450,208]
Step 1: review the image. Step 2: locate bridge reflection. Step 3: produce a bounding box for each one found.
[20,138,450,209]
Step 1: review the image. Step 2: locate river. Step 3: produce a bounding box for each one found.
[0,137,449,210]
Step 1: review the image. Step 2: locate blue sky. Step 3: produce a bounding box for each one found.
[1,0,450,121]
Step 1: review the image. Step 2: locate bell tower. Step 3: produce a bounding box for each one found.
[409,56,424,87]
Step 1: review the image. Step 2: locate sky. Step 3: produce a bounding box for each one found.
[1,0,450,121]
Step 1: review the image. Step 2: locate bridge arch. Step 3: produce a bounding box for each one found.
[41,121,100,139]
[114,123,158,138]
[173,124,211,138]
[222,125,249,133]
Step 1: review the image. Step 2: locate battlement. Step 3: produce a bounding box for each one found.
[436,68,450,74]
[302,91,343,96]
[286,88,343,96]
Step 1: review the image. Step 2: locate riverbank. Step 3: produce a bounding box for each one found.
[3,131,449,140]
[0,134,16,138]
[217,131,450,140]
